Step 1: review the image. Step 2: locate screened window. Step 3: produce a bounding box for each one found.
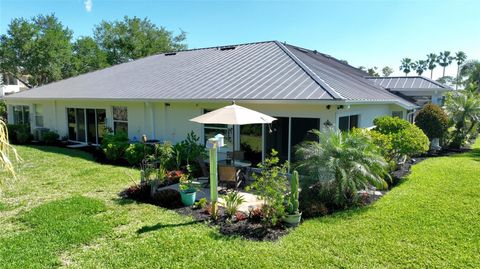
[113,106,128,134]
[35,104,44,127]
[13,105,30,125]
[338,115,359,132]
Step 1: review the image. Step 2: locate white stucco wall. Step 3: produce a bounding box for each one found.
[5,99,408,143]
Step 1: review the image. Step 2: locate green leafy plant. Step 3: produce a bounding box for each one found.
[415,103,449,140]
[100,132,129,161]
[222,191,245,219]
[373,116,429,161]
[193,197,207,209]
[286,171,300,215]
[178,166,200,192]
[295,129,389,208]
[125,143,152,166]
[173,131,206,173]
[42,131,60,145]
[7,124,32,144]
[246,149,288,226]
[445,84,480,148]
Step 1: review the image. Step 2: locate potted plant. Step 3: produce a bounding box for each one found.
[284,170,302,227]
[178,168,200,206]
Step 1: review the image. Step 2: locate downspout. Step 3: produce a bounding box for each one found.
[407,109,417,123]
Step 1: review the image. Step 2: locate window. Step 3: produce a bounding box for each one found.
[34,104,44,127]
[203,109,232,149]
[67,108,107,144]
[338,115,359,132]
[113,106,128,134]
[392,111,403,119]
[13,105,30,125]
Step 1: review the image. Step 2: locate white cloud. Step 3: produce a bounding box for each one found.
[84,0,93,12]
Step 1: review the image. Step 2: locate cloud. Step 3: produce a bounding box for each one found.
[84,0,93,12]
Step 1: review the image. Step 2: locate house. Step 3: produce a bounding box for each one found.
[1,73,28,97]
[5,40,419,164]
[366,76,451,107]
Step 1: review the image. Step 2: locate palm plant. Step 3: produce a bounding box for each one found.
[454,51,467,89]
[437,51,454,77]
[221,191,246,219]
[412,60,427,75]
[460,60,480,91]
[295,129,389,207]
[1,119,20,186]
[399,58,413,76]
[426,53,437,79]
[444,84,480,148]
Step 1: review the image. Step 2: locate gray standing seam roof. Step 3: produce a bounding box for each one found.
[7,41,416,108]
[366,76,451,90]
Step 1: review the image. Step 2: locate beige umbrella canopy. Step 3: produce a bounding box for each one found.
[190,103,276,163]
[190,103,276,125]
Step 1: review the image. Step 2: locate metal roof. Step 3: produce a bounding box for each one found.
[366,76,451,90]
[7,41,417,108]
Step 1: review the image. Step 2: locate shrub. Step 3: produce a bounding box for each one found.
[373,116,429,161]
[120,183,151,202]
[415,104,449,140]
[246,149,288,227]
[151,188,183,209]
[0,100,6,120]
[295,129,389,208]
[100,132,129,162]
[124,143,152,166]
[7,124,31,144]
[173,131,206,173]
[221,192,246,219]
[43,131,59,145]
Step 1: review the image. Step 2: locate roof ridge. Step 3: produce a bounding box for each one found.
[274,41,343,99]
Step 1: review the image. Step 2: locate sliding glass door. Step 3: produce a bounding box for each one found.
[240,124,262,166]
[67,108,106,144]
[264,117,289,162]
[290,117,320,162]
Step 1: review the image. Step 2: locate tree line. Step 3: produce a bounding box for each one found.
[0,14,187,88]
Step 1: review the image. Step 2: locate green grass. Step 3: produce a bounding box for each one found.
[0,144,479,268]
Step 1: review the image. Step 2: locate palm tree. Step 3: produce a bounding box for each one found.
[454,51,467,89]
[295,129,389,207]
[426,53,437,79]
[1,119,20,186]
[412,60,427,75]
[460,60,480,91]
[400,58,413,76]
[445,85,480,148]
[437,51,454,77]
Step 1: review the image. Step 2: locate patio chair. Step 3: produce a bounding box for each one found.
[218,165,245,189]
[196,156,210,188]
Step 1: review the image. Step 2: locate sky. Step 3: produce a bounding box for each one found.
[1,0,479,79]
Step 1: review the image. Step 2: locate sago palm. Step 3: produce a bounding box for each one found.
[295,129,389,207]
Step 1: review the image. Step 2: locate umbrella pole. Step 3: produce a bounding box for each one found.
[232,125,235,165]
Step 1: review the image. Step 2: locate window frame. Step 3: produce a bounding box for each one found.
[112,106,128,135]
[13,105,30,125]
[34,104,44,127]
[338,114,360,132]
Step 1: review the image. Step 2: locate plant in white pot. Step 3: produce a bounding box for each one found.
[284,170,302,227]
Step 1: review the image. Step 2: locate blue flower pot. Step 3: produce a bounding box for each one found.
[180,190,196,206]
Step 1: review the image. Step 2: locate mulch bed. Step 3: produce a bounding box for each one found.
[174,206,289,241]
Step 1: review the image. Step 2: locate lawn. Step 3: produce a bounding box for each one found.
[1,143,479,268]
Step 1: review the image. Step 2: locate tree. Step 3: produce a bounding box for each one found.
[426,53,437,79]
[437,51,454,77]
[399,58,413,76]
[454,51,467,90]
[460,60,480,91]
[94,16,187,65]
[295,129,389,207]
[445,84,480,148]
[436,76,456,87]
[412,60,427,75]
[381,66,394,77]
[367,66,379,77]
[0,14,73,87]
[72,36,109,74]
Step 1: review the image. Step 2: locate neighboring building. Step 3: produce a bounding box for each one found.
[366,76,451,107]
[1,73,29,97]
[5,41,418,164]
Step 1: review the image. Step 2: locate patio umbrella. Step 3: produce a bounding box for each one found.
[190,102,277,164]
